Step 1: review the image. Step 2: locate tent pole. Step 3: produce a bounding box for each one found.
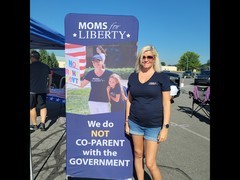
[30,136,33,180]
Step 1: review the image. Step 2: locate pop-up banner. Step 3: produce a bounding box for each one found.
[65,13,139,179]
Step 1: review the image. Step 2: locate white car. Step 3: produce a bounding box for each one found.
[162,71,181,103]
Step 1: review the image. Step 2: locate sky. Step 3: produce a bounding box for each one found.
[30,0,209,65]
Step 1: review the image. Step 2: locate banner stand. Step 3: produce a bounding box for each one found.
[65,13,139,179]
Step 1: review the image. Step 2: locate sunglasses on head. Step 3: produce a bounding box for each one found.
[142,56,154,60]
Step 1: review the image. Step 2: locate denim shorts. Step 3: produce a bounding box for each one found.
[128,120,161,142]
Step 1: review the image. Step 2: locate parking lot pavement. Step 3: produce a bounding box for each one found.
[30,101,66,180]
[30,82,210,180]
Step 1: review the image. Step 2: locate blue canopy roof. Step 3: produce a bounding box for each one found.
[30,18,65,50]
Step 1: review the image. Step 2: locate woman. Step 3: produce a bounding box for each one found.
[96,45,107,64]
[125,45,171,180]
[80,54,113,114]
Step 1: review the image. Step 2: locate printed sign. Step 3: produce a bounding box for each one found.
[65,13,138,179]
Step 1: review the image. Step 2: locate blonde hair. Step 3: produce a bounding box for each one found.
[109,73,127,101]
[135,45,162,73]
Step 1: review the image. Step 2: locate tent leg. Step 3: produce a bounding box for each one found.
[30,136,33,180]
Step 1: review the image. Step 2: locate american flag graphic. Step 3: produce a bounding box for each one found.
[65,43,86,77]
[47,89,65,104]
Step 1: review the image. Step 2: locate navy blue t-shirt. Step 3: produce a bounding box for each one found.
[127,71,170,127]
[30,61,51,94]
[84,69,113,102]
[109,84,125,112]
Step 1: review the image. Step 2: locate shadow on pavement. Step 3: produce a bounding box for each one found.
[30,101,66,134]
[46,101,66,118]
[177,105,210,125]
[67,171,151,180]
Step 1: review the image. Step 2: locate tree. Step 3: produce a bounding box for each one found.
[200,59,210,70]
[161,62,166,66]
[30,49,59,68]
[176,51,201,71]
[49,52,59,68]
[205,59,210,69]
[38,49,59,68]
[39,49,49,64]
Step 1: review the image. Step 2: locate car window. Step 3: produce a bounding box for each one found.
[201,70,210,75]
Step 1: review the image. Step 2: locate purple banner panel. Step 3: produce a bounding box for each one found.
[65,13,139,179]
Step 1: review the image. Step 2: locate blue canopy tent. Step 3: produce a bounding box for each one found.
[30,18,65,50]
[30,17,65,180]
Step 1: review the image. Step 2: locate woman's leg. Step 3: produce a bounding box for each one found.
[132,134,145,180]
[144,140,162,180]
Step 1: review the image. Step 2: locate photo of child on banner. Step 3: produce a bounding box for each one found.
[107,73,128,112]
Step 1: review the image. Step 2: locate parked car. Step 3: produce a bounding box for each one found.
[50,68,65,88]
[162,71,181,100]
[182,70,194,78]
[194,69,210,85]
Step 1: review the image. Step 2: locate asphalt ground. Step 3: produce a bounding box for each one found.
[30,77,210,180]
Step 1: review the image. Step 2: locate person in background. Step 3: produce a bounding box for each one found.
[125,45,171,180]
[96,45,107,64]
[80,54,113,114]
[30,50,52,131]
[106,73,128,112]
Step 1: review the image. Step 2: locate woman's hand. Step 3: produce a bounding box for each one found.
[125,122,130,135]
[157,128,168,143]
